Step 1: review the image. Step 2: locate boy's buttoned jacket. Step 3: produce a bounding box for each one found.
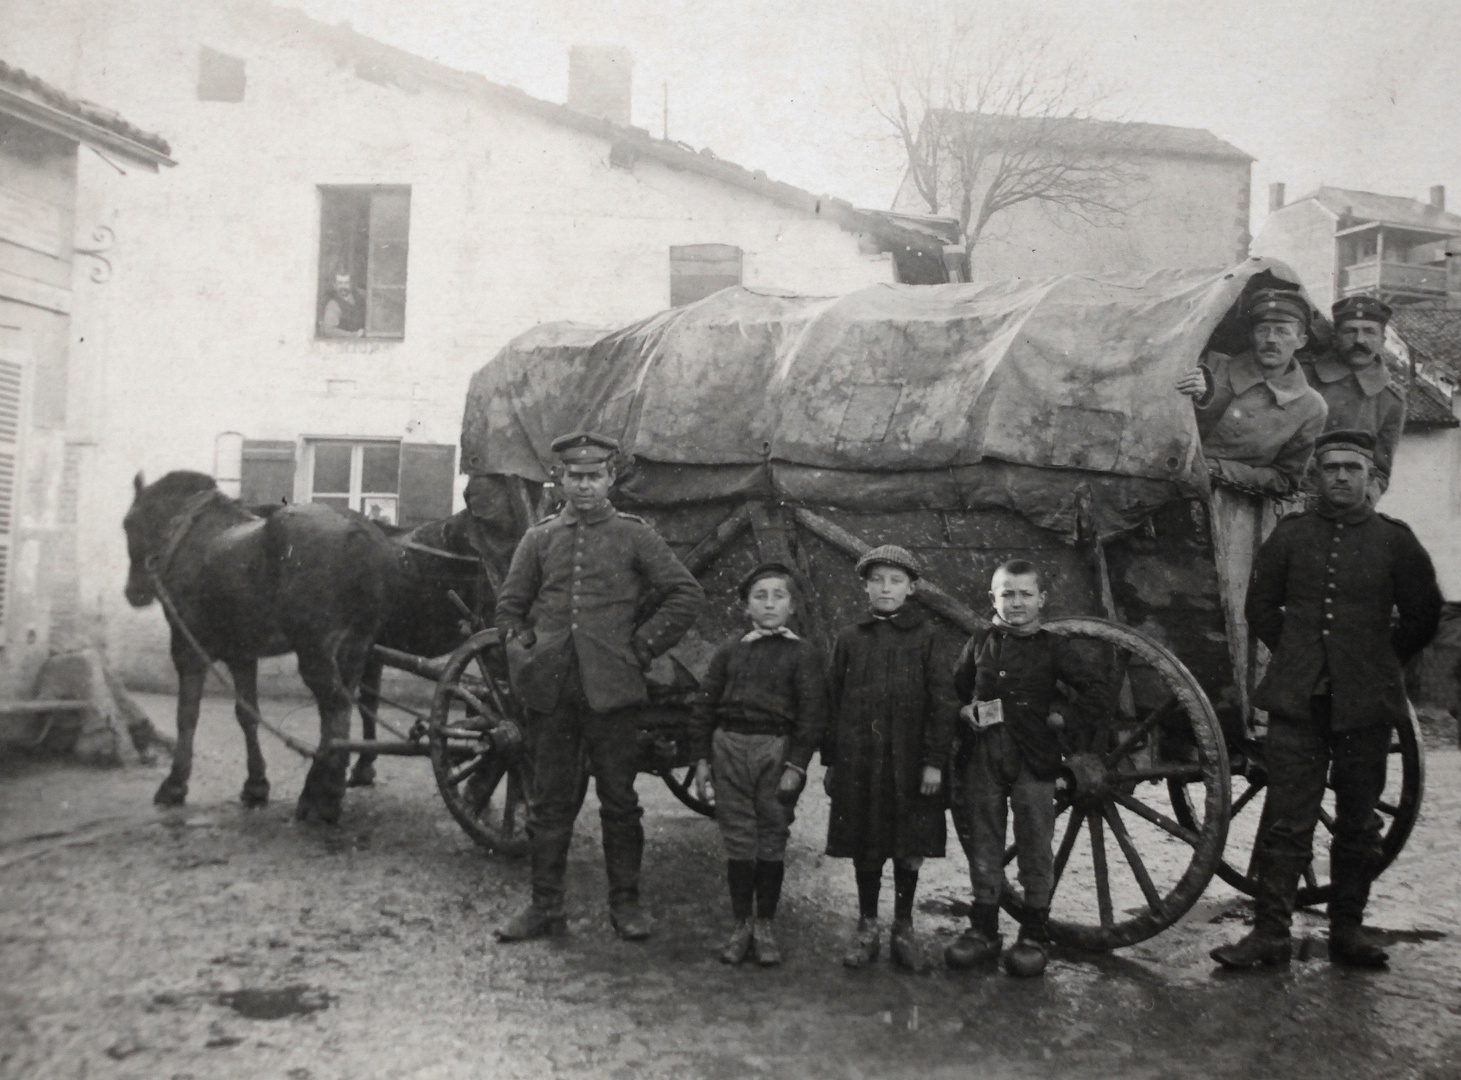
[1246,503,1441,730]
[494,502,704,713]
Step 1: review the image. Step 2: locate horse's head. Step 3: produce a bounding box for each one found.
[123,469,219,607]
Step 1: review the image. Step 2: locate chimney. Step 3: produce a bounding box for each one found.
[568,46,632,127]
[1430,185,1446,211]
[1268,182,1285,212]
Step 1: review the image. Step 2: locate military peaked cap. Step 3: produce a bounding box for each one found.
[737,561,798,602]
[1245,288,1310,327]
[1314,427,1376,461]
[1332,295,1393,327]
[550,430,619,465]
[855,544,922,580]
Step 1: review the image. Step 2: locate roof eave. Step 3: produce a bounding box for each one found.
[0,85,175,169]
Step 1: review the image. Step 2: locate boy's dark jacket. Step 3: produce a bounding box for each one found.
[821,605,959,860]
[689,633,829,767]
[953,624,1110,781]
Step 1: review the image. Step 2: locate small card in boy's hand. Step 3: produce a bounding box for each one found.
[961,698,1004,731]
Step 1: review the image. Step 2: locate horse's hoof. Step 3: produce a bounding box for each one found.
[240,779,271,807]
[347,763,376,788]
[294,797,342,825]
[153,779,188,806]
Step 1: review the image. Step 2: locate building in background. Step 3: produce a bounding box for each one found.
[890,115,1253,282]
[1,0,955,690]
[0,60,171,698]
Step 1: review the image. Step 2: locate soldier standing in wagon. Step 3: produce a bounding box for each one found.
[822,545,958,969]
[493,432,704,943]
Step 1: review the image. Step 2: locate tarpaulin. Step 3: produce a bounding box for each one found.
[461,259,1309,533]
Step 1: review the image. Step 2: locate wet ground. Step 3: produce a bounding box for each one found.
[2,693,1459,1080]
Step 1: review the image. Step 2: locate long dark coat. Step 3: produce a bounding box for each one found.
[822,605,959,862]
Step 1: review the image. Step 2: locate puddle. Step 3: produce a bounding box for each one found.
[219,985,333,1020]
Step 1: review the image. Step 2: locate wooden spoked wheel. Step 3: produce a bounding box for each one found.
[1170,702,1424,907]
[659,764,714,817]
[428,630,532,856]
[955,617,1231,951]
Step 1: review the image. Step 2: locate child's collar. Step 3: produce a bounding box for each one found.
[992,614,1043,638]
[858,604,925,628]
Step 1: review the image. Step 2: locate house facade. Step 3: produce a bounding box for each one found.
[0,60,171,698]
[890,116,1253,282]
[1,0,953,690]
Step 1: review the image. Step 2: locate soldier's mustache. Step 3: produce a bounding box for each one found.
[1345,343,1374,357]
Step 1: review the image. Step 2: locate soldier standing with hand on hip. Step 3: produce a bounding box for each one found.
[1210,429,1441,970]
[494,432,704,943]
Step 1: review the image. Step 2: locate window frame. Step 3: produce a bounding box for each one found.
[315,184,411,342]
[303,437,403,524]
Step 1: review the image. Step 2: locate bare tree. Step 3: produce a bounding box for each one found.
[868,7,1144,273]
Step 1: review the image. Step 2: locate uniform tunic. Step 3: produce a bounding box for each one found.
[495,502,703,713]
[1300,352,1407,484]
[1193,351,1328,496]
[822,606,958,863]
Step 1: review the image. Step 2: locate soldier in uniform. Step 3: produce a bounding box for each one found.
[1210,429,1442,970]
[1177,288,1328,497]
[494,432,704,942]
[1302,295,1406,498]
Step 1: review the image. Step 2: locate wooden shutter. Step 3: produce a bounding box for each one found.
[0,359,20,626]
[366,189,410,337]
[670,244,742,307]
[398,443,455,528]
[240,440,296,507]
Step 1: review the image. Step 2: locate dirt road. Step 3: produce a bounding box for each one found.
[2,693,1459,1080]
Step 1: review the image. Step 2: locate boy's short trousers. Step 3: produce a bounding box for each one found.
[712,729,792,862]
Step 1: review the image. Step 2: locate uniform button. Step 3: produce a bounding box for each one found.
[1323,629,1330,636]
[1326,613,1334,620]
[1327,583,1336,590]
[999,671,1006,677]
[571,622,579,630]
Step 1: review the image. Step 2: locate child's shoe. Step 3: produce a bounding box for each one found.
[841,917,881,967]
[944,901,1002,969]
[752,918,782,966]
[890,918,920,969]
[1002,907,1050,977]
[720,920,754,964]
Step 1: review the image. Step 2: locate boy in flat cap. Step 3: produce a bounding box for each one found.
[1210,428,1441,970]
[495,431,704,943]
[822,545,958,969]
[1302,296,1406,499]
[1177,288,1329,497]
[690,562,829,966]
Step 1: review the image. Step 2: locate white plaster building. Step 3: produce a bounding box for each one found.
[1,0,953,689]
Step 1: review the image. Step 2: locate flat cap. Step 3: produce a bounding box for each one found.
[550,430,619,465]
[855,544,921,580]
[1245,288,1310,326]
[1314,427,1376,461]
[737,561,798,602]
[1332,295,1393,327]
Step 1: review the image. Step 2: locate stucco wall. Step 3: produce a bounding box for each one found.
[892,150,1251,281]
[1384,420,1461,601]
[3,0,896,690]
[1250,199,1340,308]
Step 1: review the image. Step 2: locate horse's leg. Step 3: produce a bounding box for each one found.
[294,638,352,824]
[155,655,205,806]
[227,659,270,807]
[348,653,382,787]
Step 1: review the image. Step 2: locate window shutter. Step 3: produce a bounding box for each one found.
[0,359,20,627]
[397,443,455,528]
[366,189,410,337]
[240,440,296,507]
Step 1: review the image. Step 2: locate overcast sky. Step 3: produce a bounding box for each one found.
[283,0,1461,227]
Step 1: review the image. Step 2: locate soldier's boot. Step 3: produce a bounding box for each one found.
[842,917,881,968]
[1209,930,1293,969]
[1003,907,1050,978]
[1328,853,1388,968]
[496,903,567,942]
[498,816,572,942]
[944,902,1003,970]
[604,814,650,941]
[1210,852,1304,969]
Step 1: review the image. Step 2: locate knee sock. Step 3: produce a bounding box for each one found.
[855,865,882,920]
[893,862,918,923]
[727,859,756,921]
[754,860,785,919]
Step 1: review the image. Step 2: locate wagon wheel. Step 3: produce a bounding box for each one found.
[1170,701,1424,907]
[659,765,714,816]
[428,630,532,856]
[953,617,1230,951]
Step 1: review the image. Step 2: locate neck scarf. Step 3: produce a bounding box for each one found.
[992,614,1043,638]
[742,625,801,644]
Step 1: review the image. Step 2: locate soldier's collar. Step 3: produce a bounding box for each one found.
[559,502,616,525]
[1316,500,1374,525]
[1231,352,1310,407]
[1311,352,1390,397]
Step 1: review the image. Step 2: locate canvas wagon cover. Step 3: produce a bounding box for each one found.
[461,259,1306,533]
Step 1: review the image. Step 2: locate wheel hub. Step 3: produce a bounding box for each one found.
[1062,752,1111,804]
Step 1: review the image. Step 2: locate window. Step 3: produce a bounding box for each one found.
[198,47,246,103]
[317,187,410,339]
[302,439,455,528]
[670,244,742,307]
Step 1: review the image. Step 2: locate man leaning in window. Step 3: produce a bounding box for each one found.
[320,272,365,338]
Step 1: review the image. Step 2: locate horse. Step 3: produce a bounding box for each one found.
[124,470,396,823]
[347,475,535,786]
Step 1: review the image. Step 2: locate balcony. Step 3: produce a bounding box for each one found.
[1342,260,1450,298]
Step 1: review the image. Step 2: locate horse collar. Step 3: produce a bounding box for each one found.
[151,489,224,579]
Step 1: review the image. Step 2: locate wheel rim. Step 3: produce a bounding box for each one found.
[659,765,714,816]
[428,633,531,856]
[952,617,1230,951]
[1170,702,1425,906]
